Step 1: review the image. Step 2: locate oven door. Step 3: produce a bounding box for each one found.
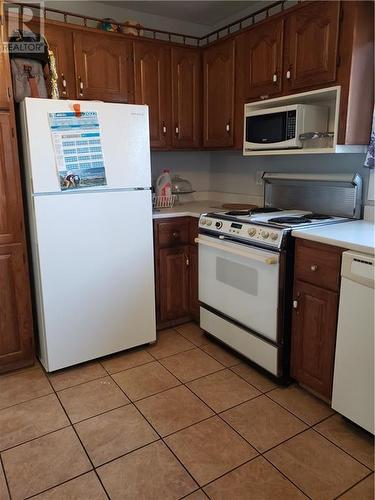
[196,235,280,342]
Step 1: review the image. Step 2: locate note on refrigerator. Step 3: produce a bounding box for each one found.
[48,111,107,191]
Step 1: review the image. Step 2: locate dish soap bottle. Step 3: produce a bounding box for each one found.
[156,169,172,197]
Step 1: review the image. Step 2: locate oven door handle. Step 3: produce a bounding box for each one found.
[195,237,279,265]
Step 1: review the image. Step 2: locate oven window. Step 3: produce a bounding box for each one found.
[216,257,258,295]
[246,112,287,144]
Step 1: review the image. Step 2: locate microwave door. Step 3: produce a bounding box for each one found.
[245,110,299,150]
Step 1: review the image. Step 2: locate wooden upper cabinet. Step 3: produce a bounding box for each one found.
[203,39,235,148]
[284,1,341,91]
[43,24,76,99]
[171,47,201,148]
[0,243,34,373]
[0,113,23,245]
[73,31,133,103]
[244,18,284,100]
[133,41,171,148]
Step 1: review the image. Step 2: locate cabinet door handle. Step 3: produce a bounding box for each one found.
[310,265,318,272]
[175,125,179,135]
[225,122,230,133]
[185,254,190,267]
[293,300,298,309]
[61,73,67,95]
[78,76,84,96]
[272,73,277,82]
[286,67,292,80]
[162,123,167,135]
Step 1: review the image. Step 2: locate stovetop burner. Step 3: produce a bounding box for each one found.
[268,216,313,224]
[225,207,282,216]
[308,213,334,220]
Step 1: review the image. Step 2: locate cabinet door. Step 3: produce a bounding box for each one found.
[73,31,133,102]
[159,246,190,322]
[189,244,199,322]
[291,280,339,399]
[43,24,76,99]
[171,47,201,148]
[0,244,34,373]
[203,39,235,148]
[0,113,23,245]
[134,41,171,148]
[245,18,284,100]
[284,1,340,91]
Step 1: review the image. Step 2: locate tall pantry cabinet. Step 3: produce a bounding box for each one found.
[0,0,34,373]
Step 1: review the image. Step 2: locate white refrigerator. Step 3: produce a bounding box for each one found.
[20,98,156,372]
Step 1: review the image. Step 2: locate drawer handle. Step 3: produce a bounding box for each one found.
[310,265,319,272]
[172,232,179,239]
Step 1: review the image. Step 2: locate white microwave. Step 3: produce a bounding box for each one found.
[244,104,328,151]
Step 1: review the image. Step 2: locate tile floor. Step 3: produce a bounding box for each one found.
[0,323,373,499]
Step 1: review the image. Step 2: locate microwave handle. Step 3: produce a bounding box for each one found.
[195,237,278,265]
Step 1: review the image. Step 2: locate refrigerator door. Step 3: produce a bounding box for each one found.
[20,98,151,194]
[30,189,156,371]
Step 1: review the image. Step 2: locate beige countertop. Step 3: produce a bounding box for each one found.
[292,220,375,255]
[152,200,226,219]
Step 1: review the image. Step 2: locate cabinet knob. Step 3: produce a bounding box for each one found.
[310,265,318,272]
[225,122,230,133]
[272,73,277,82]
[175,125,179,135]
[286,67,292,80]
[78,76,84,96]
[61,74,67,95]
[162,123,167,134]
[172,231,179,239]
[185,254,190,267]
[293,300,298,309]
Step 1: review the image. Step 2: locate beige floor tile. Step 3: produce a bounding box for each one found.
[265,429,369,500]
[0,462,9,500]
[268,384,334,425]
[2,427,91,500]
[175,323,210,347]
[0,394,69,451]
[136,385,213,436]
[204,456,307,499]
[146,328,194,359]
[58,376,129,423]
[160,349,224,383]
[165,416,257,486]
[201,341,241,367]
[339,474,374,499]
[315,414,374,469]
[97,440,197,499]
[75,405,158,466]
[184,490,209,500]
[48,361,107,391]
[32,472,107,500]
[0,367,52,410]
[187,369,261,412]
[112,361,180,401]
[231,363,278,392]
[221,395,307,452]
[100,349,153,374]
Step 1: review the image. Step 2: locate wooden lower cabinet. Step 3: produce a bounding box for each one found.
[154,217,199,329]
[0,244,34,373]
[291,280,339,399]
[291,239,342,399]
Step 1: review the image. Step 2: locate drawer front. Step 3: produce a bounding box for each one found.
[155,218,190,248]
[294,239,342,291]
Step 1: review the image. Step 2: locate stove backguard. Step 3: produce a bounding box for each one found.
[262,173,362,219]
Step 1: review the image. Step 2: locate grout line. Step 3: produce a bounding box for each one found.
[0,423,72,454]
[333,470,374,499]
[54,374,112,394]
[0,390,56,413]
[0,454,12,500]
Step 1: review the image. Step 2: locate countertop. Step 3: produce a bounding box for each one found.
[292,220,375,255]
[152,200,225,219]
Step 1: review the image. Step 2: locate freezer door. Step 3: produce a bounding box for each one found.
[30,189,156,371]
[20,98,151,194]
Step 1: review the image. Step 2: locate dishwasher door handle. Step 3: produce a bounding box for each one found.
[195,237,279,265]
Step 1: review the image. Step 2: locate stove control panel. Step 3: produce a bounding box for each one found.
[199,215,283,248]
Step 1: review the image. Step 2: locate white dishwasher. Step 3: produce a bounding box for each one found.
[332,250,374,434]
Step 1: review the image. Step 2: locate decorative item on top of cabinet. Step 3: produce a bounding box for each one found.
[154,217,199,329]
[203,38,235,148]
[171,46,202,149]
[291,239,343,400]
[244,17,284,100]
[133,41,171,149]
[73,31,134,103]
[283,1,341,92]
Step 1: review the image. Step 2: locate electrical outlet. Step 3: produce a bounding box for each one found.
[256,170,264,186]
